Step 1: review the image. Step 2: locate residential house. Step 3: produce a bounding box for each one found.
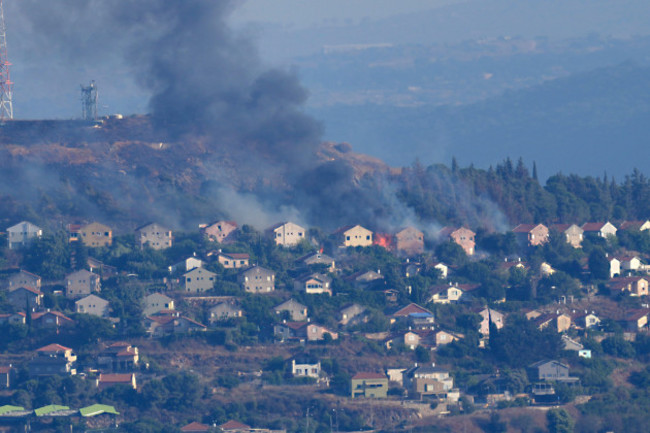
[344,270,384,288]
[97,342,139,371]
[533,312,572,333]
[209,302,243,323]
[406,365,455,400]
[29,344,77,377]
[274,322,338,342]
[143,293,175,316]
[65,269,101,299]
[294,273,332,296]
[75,294,109,317]
[87,257,118,278]
[618,255,643,272]
[136,223,172,250]
[0,312,26,325]
[439,227,476,255]
[428,282,476,304]
[201,220,238,244]
[0,365,14,389]
[145,315,207,337]
[513,224,549,247]
[395,227,425,256]
[540,262,556,277]
[6,221,42,249]
[220,420,251,433]
[609,276,649,297]
[273,299,308,321]
[608,257,621,278]
[527,360,577,383]
[386,367,407,384]
[473,307,505,338]
[582,221,617,238]
[291,358,321,379]
[183,267,216,293]
[74,222,113,247]
[268,221,307,247]
[6,286,42,310]
[181,422,211,433]
[433,329,460,346]
[6,270,41,292]
[572,311,601,329]
[562,335,584,351]
[432,262,449,279]
[333,225,373,248]
[31,311,75,330]
[339,304,367,326]
[551,224,584,248]
[391,303,435,327]
[350,372,388,398]
[298,252,335,273]
[97,373,137,390]
[619,220,650,232]
[217,252,250,269]
[621,309,649,332]
[238,266,275,293]
[169,256,203,274]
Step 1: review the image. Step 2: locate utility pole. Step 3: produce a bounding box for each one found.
[0,0,13,120]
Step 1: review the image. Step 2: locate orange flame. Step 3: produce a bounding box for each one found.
[373,233,394,251]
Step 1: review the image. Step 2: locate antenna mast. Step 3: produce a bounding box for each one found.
[0,0,13,120]
[80,80,98,121]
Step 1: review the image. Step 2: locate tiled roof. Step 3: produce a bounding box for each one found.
[220,420,251,430]
[37,343,72,353]
[352,372,386,380]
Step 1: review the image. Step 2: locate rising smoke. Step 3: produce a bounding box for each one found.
[4,1,508,235]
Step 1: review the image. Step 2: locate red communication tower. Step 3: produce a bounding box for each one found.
[0,0,13,120]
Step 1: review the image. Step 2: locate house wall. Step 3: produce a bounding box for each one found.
[203,221,237,243]
[7,222,42,249]
[138,224,172,250]
[395,227,424,256]
[240,268,275,293]
[450,228,476,255]
[272,222,306,247]
[79,223,112,247]
[342,226,373,247]
[351,378,388,398]
[184,268,216,293]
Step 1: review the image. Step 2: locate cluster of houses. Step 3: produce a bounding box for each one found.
[3,215,650,422]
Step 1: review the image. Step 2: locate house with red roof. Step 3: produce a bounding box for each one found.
[220,420,251,433]
[181,421,211,432]
[31,311,74,329]
[550,224,584,248]
[618,220,650,232]
[29,344,77,377]
[96,373,137,390]
[6,286,42,310]
[350,372,388,398]
[582,221,617,238]
[609,276,649,297]
[513,224,549,247]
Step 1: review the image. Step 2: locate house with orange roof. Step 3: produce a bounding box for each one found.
[98,342,139,371]
[618,220,650,232]
[608,276,649,297]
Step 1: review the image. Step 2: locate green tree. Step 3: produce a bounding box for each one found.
[547,408,574,433]
[588,248,611,281]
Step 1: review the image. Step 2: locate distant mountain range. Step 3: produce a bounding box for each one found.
[309,61,650,179]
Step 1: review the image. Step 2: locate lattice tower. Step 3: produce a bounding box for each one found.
[0,0,13,120]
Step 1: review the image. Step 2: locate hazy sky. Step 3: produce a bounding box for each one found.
[231,0,460,28]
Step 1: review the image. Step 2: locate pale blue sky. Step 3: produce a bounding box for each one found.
[230,0,460,29]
